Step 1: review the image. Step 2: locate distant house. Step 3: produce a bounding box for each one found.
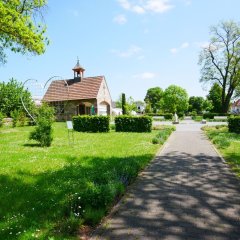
[135,102,145,113]
[230,99,240,114]
[43,60,112,120]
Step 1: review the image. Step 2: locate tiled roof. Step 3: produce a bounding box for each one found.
[232,99,240,107]
[43,76,104,102]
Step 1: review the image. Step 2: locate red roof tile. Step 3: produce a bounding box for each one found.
[43,76,104,102]
[232,99,240,107]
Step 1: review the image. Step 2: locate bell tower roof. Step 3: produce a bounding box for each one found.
[72,58,85,80]
[72,59,85,71]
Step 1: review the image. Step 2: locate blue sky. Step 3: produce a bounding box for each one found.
[1,0,240,101]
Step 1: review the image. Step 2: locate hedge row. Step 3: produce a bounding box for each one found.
[145,113,173,120]
[228,116,240,134]
[115,116,152,132]
[203,113,229,119]
[72,115,110,132]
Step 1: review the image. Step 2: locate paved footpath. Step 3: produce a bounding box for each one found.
[91,121,240,240]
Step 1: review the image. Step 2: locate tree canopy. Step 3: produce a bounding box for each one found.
[199,20,240,113]
[162,85,188,113]
[207,83,222,113]
[144,87,163,113]
[188,96,213,113]
[188,96,205,113]
[115,94,137,115]
[0,78,34,117]
[0,0,48,64]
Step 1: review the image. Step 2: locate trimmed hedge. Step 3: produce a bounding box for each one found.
[164,113,173,120]
[145,113,173,120]
[72,115,110,132]
[203,112,229,119]
[228,116,240,134]
[115,116,152,132]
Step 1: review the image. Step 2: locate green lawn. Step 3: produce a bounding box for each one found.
[0,123,168,239]
[203,125,240,178]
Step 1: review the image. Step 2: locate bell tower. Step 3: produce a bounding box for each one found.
[72,58,85,80]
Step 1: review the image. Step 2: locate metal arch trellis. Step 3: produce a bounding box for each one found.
[20,78,38,123]
[21,76,70,123]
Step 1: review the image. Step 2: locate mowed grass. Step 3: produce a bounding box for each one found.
[0,122,163,239]
[203,125,240,178]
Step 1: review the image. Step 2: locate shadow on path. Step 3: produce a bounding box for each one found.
[91,132,240,240]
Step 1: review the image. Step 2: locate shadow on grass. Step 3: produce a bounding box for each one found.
[0,153,154,239]
[23,143,42,147]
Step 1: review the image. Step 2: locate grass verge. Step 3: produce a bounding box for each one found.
[202,125,240,178]
[0,122,172,239]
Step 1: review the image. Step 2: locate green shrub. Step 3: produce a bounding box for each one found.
[228,116,240,134]
[164,113,173,120]
[177,112,185,118]
[110,123,116,130]
[152,137,160,144]
[18,112,27,127]
[29,104,55,147]
[72,115,110,132]
[115,115,152,132]
[10,109,20,128]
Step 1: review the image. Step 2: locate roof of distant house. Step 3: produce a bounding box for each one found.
[43,76,104,102]
[232,99,240,107]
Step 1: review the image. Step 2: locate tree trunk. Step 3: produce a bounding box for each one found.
[222,97,231,113]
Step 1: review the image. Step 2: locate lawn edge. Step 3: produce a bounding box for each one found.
[87,131,174,239]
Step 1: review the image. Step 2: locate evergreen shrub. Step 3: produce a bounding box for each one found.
[29,104,55,147]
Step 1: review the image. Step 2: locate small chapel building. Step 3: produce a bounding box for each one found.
[43,60,112,120]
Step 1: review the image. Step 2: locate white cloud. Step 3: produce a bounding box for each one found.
[145,0,174,13]
[112,45,142,58]
[132,5,146,14]
[117,0,174,14]
[170,48,178,54]
[180,42,189,48]
[118,0,131,9]
[113,14,127,24]
[194,41,210,49]
[170,42,190,54]
[184,0,192,6]
[134,72,156,79]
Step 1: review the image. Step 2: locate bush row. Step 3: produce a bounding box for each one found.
[145,113,173,120]
[72,115,110,132]
[228,116,240,134]
[203,112,230,119]
[115,116,152,132]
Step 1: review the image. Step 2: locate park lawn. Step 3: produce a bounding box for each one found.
[203,125,240,178]
[0,122,166,240]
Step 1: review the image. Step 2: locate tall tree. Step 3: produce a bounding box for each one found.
[122,93,127,115]
[0,78,34,117]
[207,83,222,113]
[144,87,163,113]
[188,96,205,113]
[199,20,240,113]
[0,0,48,64]
[162,85,188,113]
